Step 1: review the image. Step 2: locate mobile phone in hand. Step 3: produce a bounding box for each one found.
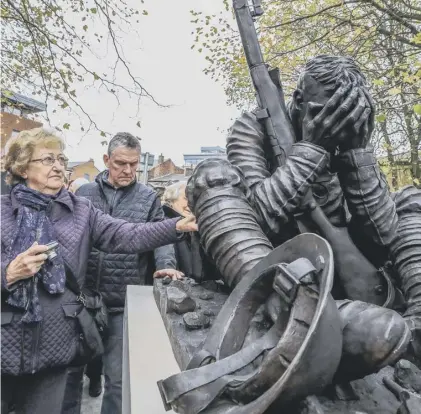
[44,241,59,260]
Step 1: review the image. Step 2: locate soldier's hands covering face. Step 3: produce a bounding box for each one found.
[302,82,358,151]
[302,82,374,152]
[336,87,375,152]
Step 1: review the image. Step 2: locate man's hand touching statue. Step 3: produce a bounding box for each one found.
[153,269,185,281]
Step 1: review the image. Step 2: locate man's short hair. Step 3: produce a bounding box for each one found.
[298,55,366,91]
[108,132,141,156]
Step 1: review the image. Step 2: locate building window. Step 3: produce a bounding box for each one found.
[84,173,90,181]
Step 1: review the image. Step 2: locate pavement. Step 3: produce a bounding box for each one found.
[81,375,103,414]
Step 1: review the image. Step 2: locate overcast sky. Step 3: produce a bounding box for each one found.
[44,0,240,170]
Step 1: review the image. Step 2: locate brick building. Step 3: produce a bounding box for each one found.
[66,159,100,182]
[1,92,46,194]
[1,92,45,154]
[148,158,184,180]
[147,156,193,195]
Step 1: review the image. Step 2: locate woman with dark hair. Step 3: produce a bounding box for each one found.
[1,128,197,413]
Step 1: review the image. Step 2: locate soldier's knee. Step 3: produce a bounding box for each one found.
[336,300,411,381]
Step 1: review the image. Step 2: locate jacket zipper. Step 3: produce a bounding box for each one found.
[109,189,117,216]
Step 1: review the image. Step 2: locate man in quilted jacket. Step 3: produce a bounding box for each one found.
[75,133,183,414]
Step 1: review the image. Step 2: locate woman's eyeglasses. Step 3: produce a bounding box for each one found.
[30,155,69,166]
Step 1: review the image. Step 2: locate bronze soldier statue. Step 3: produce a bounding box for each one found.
[154,2,420,413]
[156,55,420,414]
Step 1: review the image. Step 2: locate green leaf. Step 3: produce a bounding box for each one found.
[414,104,421,115]
[63,123,70,130]
[93,72,99,81]
[389,87,401,96]
[83,25,88,32]
[376,114,386,122]
[412,33,421,45]
[142,10,148,15]
[372,79,384,86]
[100,131,106,137]
[90,8,97,14]
[17,44,24,53]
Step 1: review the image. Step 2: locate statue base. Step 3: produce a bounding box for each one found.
[122,285,180,414]
[154,278,421,414]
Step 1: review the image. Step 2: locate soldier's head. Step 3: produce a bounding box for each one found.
[290,55,369,140]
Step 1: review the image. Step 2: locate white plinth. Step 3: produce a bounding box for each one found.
[123,285,179,414]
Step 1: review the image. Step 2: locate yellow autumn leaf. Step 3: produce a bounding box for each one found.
[389,87,401,95]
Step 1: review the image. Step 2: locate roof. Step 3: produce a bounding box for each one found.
[67,160,93,169]
[183,153,226,158]
[148,158,173,171]
[1,92,46,113]
[200,146,226,153]
[148,173,188,183]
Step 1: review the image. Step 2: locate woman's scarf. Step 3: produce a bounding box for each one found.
[7,184,66,323]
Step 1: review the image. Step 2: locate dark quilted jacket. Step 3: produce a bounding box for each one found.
[1,188,180,376]
[76,172,176,312]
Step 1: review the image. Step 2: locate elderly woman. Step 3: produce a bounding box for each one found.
[0,128,196,413]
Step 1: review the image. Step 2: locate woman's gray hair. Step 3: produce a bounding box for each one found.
[162,181,187,205]
[108,132,141,156]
